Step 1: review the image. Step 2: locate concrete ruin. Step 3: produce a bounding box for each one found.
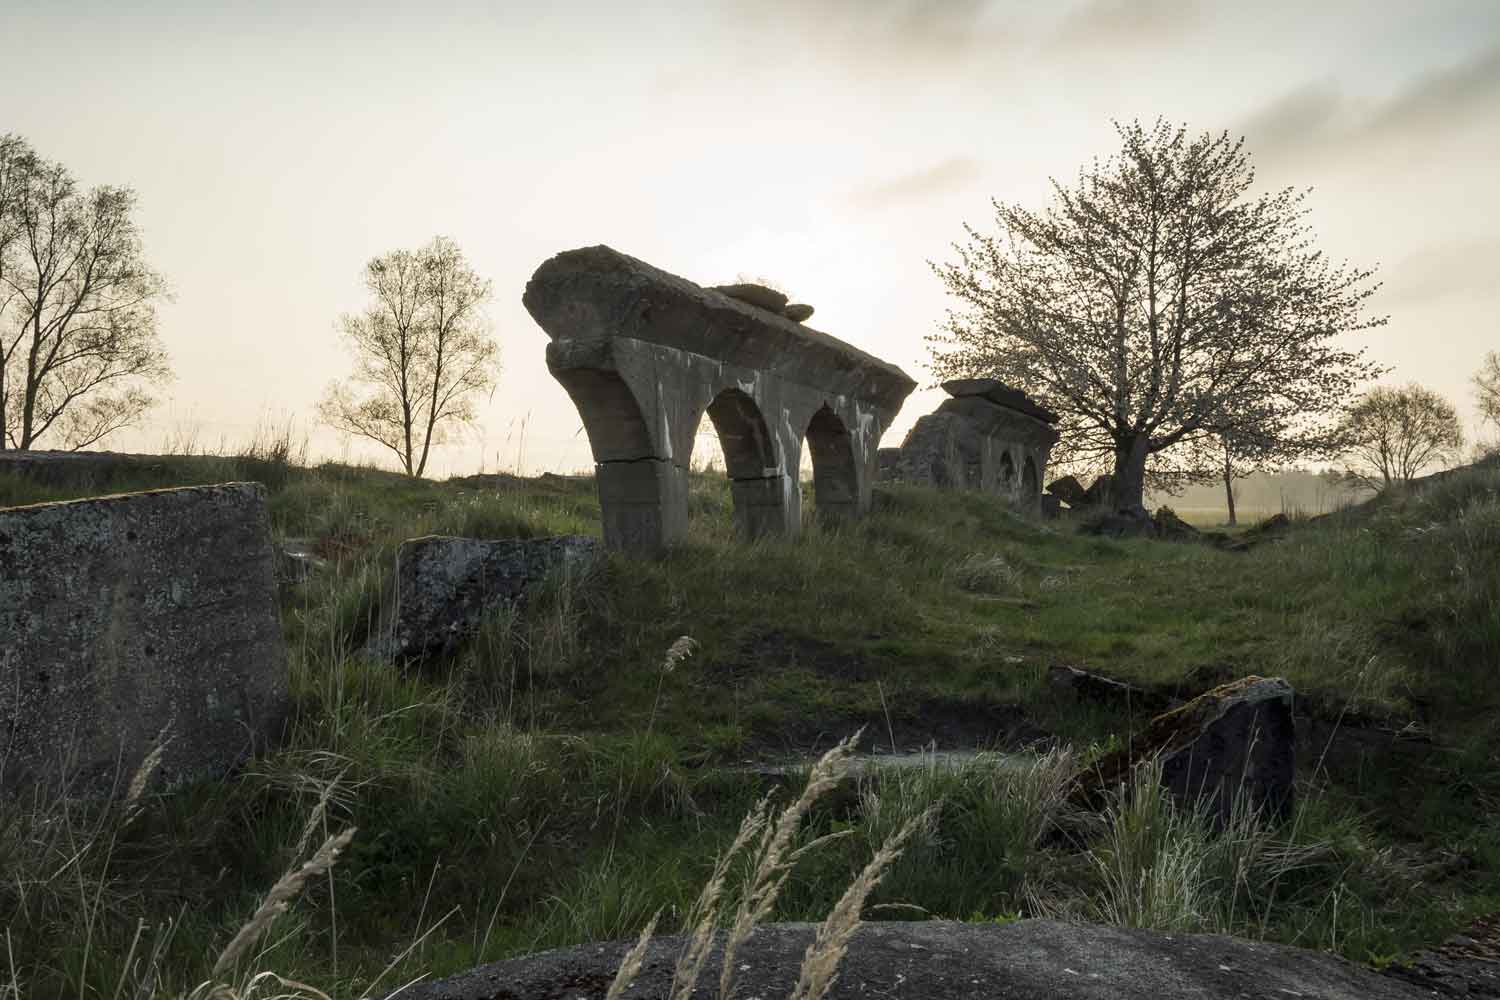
[0,483,289,796]
[523,246,917,551]
[881,378,1060,514]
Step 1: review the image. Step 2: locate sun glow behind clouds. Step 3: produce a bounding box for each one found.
[1,0,1496,475]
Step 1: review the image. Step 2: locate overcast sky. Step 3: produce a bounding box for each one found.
[2,0,1496,475]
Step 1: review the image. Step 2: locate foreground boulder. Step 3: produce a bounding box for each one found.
[368,535,600,662]
[391,919,1428,1000]
[1078,676,1296,826]
[0,483,288,796]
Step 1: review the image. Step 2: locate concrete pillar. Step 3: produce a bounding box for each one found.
[595,460,688,552]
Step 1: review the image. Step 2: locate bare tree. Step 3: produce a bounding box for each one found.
[320,236,498,477]
[0,134,169,450]
[928,119,1385,517]
[1340,383,1464,489]
[1475,350,1500,430]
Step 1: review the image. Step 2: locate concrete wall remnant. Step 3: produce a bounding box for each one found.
[885,378,1060,514]
[0,483,289,797]
[523,245,917,551]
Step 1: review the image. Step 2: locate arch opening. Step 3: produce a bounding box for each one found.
[998,450,1016,493]
[805,405,859,522]
[696,388,791,539]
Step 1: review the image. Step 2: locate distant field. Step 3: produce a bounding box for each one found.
[1168,506,1284,527]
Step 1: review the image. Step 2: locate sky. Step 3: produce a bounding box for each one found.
[2,0,1497,476]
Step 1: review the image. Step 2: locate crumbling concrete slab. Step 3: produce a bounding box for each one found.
[524,245,916,552]
[885,378,1060,513]
[0,483,288,796]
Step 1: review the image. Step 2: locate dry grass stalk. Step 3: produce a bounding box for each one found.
[604,908,661,1000]
[718,731,860,1000]
[123,727,171,825]
[788,809,930,1000]
[661,636,699,674]
[209,827,357,979]
[186,970,333,1000]
[669,798,771,1000]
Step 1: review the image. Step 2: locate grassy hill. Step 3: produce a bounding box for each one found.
[2,451,1498,998]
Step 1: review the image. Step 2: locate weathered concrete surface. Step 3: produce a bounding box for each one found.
[885,378,1060,514]
[523,245,916,552]
[0,483,288,795]
[1079,676,1297,827]
[392,919,1428,1000]
[368,535,600,662]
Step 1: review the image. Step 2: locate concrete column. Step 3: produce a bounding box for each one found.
[730,475,799,538]
[595,460,688,552]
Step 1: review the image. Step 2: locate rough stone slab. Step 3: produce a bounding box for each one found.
[523,245,916,415]
[942,377,1061,424]
[368,535,601,662]
[391,919,1426,1000]
[0,483,288,796]
[1079,676,1297,827]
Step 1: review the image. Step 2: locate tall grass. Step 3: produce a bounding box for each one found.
[5,454,1500,994]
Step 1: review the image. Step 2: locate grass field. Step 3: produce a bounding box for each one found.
[3,450,1498,998]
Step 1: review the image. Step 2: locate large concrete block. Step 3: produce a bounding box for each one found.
[0,483,289,796]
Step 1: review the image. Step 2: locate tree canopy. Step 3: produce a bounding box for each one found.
[1475,350,1500,431]
[0,134,170,450]
[928,119,1385,514]
[319,236,498,477]
[1340,382,1464,488]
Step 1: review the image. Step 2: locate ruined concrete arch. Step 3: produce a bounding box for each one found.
[1023,455,1039,498]
[546,352,687,551]
[525,245,916,552]
[551,366,656,461]
[804,404,859,521]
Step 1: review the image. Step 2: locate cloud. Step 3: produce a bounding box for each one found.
[852,157,984,209]
[1381,238,1500,308]
[1048,0,1202,51]
[721,0,1015,67]
[1237,43,1500,166]
[1366,43,1500,138]
[1236,83,1352,158]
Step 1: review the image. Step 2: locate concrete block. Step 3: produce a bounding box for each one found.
[0,483,289,796]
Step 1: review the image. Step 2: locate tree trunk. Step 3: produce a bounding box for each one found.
[1111,434,1151,516]
[1222,440,1237,527]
